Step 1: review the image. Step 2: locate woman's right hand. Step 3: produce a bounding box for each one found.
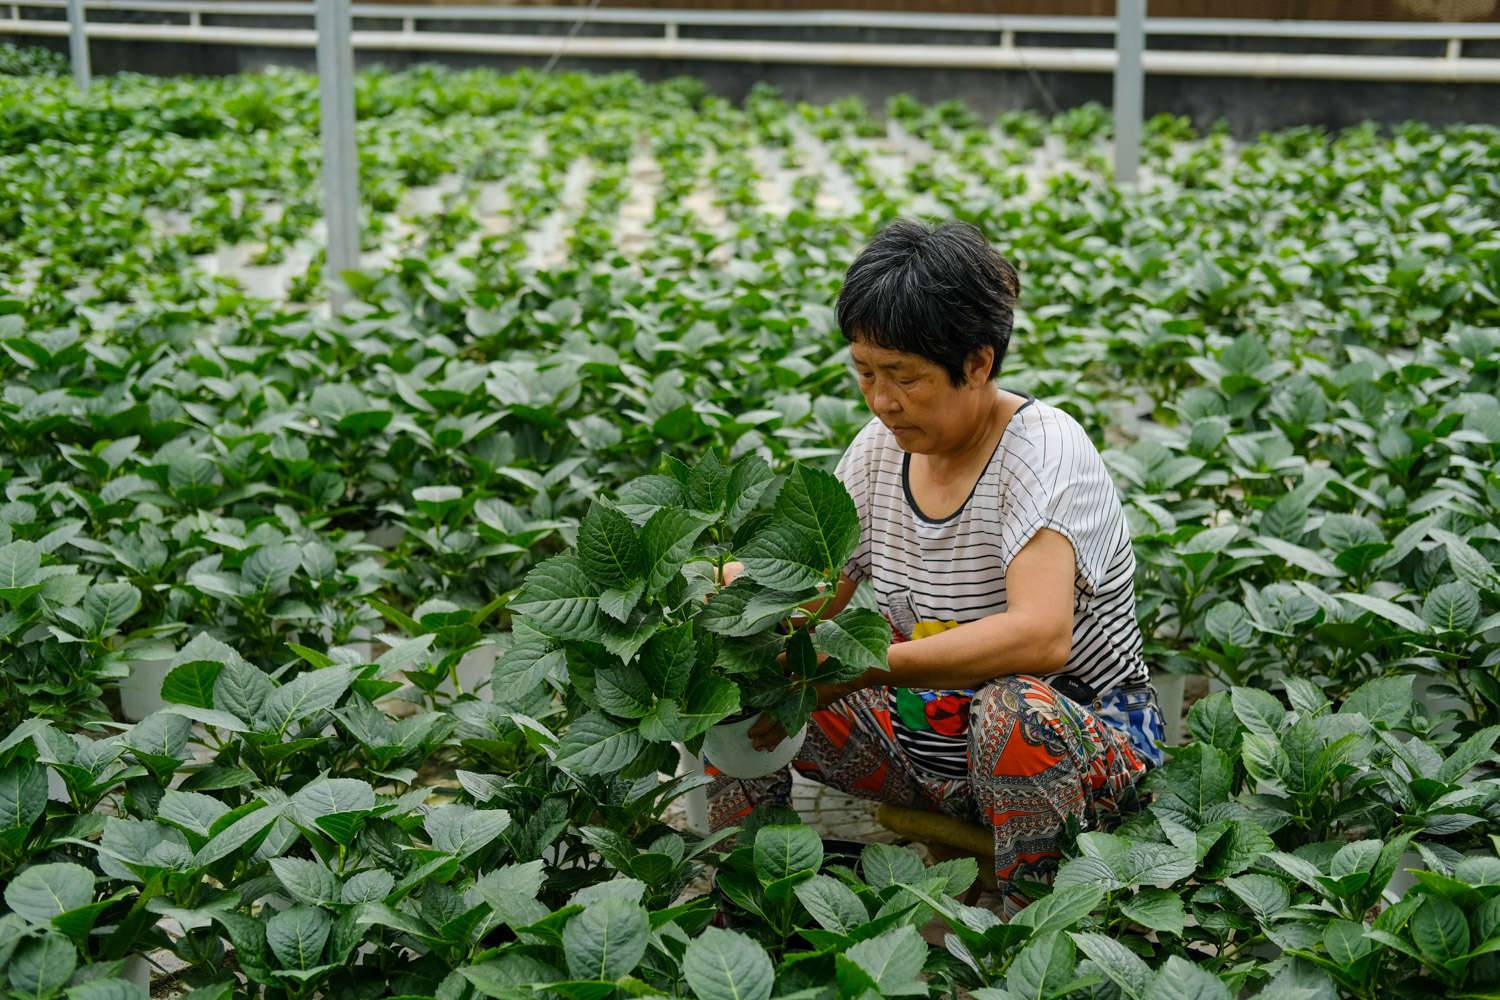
[717,560,746,588]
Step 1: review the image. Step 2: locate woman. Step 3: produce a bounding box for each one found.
[711,219,1165,916]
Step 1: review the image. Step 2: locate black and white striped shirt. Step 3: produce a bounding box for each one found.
[834,398,1149,778]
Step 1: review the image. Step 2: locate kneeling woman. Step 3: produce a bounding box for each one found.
[712,219,1165,917]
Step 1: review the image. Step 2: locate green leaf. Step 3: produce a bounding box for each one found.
[613,475,687,523]
[1006,932,1077,1000]
[1410,895,1469,962]
[793,874,867,934]
[556,713,644,776]
[700,583,807,638]
[1338,593,1428,633]
[688,451,729,513]
[242,544,301,594]
[82,582,140,636]
[1149,956,1231,1000]
[1185,692,1241,753]
[1202,602,1253,647]
[595,665,653,720]
[642,676,740,742]
[812,607,890,674]
[1142,742,1232,824]
[1253,536,1342,578]
[269,857,342,907]
[192,802,284,868]
[257,666,354,734]
[1012,885,1106,935]
[4,863,94,926]
[1323,918,1377,967]
[725,455,774,532]
[641,507,712,597]
[862,843,925,890]
[1229,687,1285,739]
[1422,581,1480,632]
[739,466,859,591]
[512,555,603,642]
[160,660,222,709]
[1223,874,1290,923]
[638,624,696,700]
[1119,887,1185,936]
[1434,529,1498,590]
[265,905,331,971]
[8,932,76,999]
[474,861,548,928]
[845,924,928,996]
[424,806,511,859]
[0,539,42,596]
[156,790,231,839]
[462,956,566,999]
[214,659,273,721]
[1070,932,1150,999]
[65,980,148,1000]
[577,503,645,589]
[341,870,394,905]
[1342,675,1414,727]
[752,824,822,885]
[683,927,773,1000]
[291,778,374,823]
[0,760,47,831]
[562,896,649,982]
[1437,726,1500,783]
[493,641,564,693]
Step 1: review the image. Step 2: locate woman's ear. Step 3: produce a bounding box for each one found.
[965,346,995,386]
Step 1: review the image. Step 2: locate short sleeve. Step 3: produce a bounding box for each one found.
[997,411,1122,596]
[833,427,874,584]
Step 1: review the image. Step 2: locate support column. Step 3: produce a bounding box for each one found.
[316,0,360,310]
[66,0,90,91]
[1113,0,1145,186]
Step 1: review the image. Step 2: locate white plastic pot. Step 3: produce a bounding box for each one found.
[122,956,150,993]
[1152,670,1187,746]
[702,715,806,779]
[363,523,405,549]
[448,645,496,699]
[676,744,710,835]
[119,651,175,722]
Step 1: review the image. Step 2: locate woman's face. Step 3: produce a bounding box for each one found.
[849,339,994,454]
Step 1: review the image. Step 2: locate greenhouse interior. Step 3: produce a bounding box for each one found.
[1,0,1499,997]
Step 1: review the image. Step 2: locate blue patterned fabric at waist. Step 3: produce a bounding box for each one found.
[1092,681,1166,769]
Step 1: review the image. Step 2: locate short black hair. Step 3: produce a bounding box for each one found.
[835,219,1021,386]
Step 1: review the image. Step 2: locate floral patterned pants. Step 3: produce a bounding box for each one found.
[705,675,1153,917]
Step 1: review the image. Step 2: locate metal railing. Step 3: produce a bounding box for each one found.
[5,2,1500,83]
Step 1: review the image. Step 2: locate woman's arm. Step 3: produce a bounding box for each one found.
[748,528,1078,750]
[841,527,1077,693]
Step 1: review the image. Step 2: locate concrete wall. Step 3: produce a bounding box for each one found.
[6,27,1499,135]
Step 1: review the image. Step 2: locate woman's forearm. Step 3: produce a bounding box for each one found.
[854,611,1071,692]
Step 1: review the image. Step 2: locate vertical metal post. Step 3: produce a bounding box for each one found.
[1113,0,1145,186]
[316,0,360,309]
[66,0,90,91]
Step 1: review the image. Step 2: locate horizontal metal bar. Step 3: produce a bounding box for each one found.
[5,18,1500,81]
[9,1,1500,40]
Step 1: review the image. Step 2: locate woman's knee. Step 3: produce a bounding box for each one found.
[969,675,1069,780]
[972,674,1050,727]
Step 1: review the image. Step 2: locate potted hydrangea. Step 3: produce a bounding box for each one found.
[501,453,891,781]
